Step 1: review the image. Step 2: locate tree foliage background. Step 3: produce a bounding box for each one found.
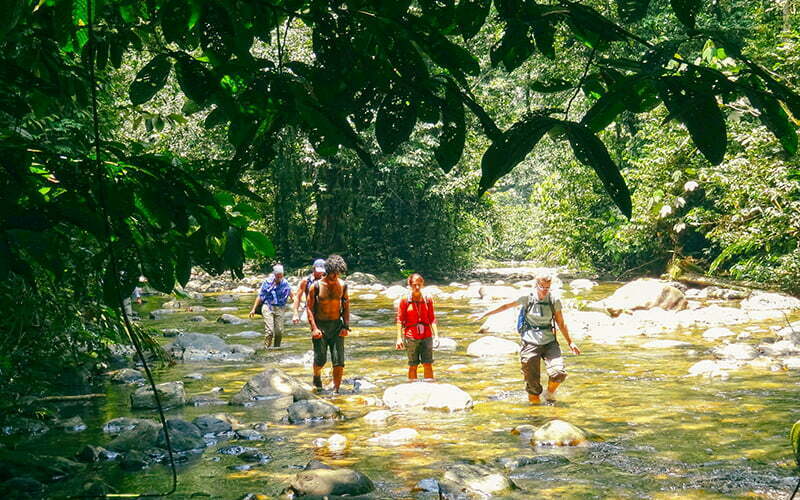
[1,0,799,394]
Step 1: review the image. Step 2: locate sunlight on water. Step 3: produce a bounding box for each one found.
[15,282,800,498]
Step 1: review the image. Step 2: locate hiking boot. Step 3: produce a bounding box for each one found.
[312,375,323,390]
[527,393,541,404]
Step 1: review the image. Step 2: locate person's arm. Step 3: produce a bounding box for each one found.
[395,299,406,349]
[429,298,439,343]
[293,279,307,321]
[306,283,322,338]
[339,283,349,337]
[475,300,518,322]
[249,294,263,319]
[554,310,580,355]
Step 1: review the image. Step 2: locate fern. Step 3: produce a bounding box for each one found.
[709,240,761,274]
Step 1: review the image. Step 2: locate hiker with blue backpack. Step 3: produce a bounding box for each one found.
[475,273,580,404]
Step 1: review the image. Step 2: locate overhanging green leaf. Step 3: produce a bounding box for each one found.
[436,83,466,173]
[745,77,798,155]
[174,55,214,105]
[670,0,702,30]
[565,122,632,218]
[456,0,491,40]
[479,114,559,193]
[791,420,800,467]
[375,88,417,154]
[129,55,172,106]
[490,21,535,72]
[616,0,651,23]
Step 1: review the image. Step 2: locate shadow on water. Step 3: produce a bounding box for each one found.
[5,283,800,499]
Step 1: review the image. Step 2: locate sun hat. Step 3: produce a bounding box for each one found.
[313,258,326,273]
[272,264,285,275]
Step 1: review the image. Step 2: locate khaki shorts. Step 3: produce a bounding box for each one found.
[520,341,567,395]
[405,336,433,366]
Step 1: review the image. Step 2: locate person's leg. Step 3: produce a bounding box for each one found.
[542,342,567,401]
[312,337,327,389]
[331,335,345,393]
[421,337,434,380]
[405,338,419,380]
[273,306,285,347]
[520,343,544,404]
[263,305,275,348]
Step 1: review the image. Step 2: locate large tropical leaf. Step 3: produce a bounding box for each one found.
[436,83,466,172]
[616,0,651,23]
[566,2,627,49]
[375,88,417,154]
[456,0,491,40]
[174,55,215,105]
[490,21,535,72]
[670,0,702,30]
[657,77,727,165]
[419,0,457,33]
[129,55,172,105]
[479,114,559,193]
[581,76,657,131]
[745,77,798,155]
[565,122,632,218]
[791,420,800,467]
[199,3,234,65]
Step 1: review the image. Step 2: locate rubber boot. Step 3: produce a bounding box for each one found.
[408,365,418,381]
[422,363,434,380]
[332,366,344,394]
[312,365,323,390]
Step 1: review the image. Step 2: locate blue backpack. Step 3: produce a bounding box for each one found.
[516,293,555,333]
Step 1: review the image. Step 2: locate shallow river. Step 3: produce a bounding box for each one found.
[20,282,800,498]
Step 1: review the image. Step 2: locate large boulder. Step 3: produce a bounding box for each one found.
[740,291,800,311]
[382,382,473,412]
[569,279,598,292]
[687,359,741,378]
[287,400,341,423]
[713,343,759,361]
[478,286,520,301]
[148,309,178,320]
[531,420,588,447]
[230,368,314,405]
[0,451,85,484]
[286,468,375,497]
[130,381,185,409]
[593,279,687,317]
[217,314,247,325]
[440,464,515,497]
[759,340,800,357]
[106,420,161,452]
[702,327,736,340]
[478,308,517,334]
[466,336,520,357]
[109,368,145,385]
[157,419,205,451]
[165,332,254,362]
[349,272,379,285]
[193,415,233,434]
[382,285,408,299]
[367,428,418,446]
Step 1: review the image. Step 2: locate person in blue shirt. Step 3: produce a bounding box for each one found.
[249,264,294,348]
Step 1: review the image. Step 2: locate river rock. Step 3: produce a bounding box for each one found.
[740,291,800,311]
[162,328,183,337]
[188,395,227,406]
[367,428,418,445]
[216,294,238,303]
[478,307,517,334]
[188,315,208,322]
[569,279,598,292]
[357,319,379,326]
[478,286,520,301]
[702,327,736,340]
[349,377,378,393]
[236,429,265,441]
[783,358,800,370]
[75,445,113,463]
[358,294,378,301]
[435,337,458,351]
[286,468,375,497]
[641,340,690,349]
[363,410,393,425]
[382,382,473,411]
[165,332,254,362]
[713,343,759,361]
[495,455,571,470]
[593,279,687,317]
[230,368,314,405]
[187,305,207,312]
[148,308,178,320]
[109,368,145,385]
[777,321,800,342]
[162,300,185,309]
[466,336,519,357]
[287,399,341,423]
[120,450,148,471]
[280,350,315,367]
[532,420,588,447]
[193,415,233,434]
[349,272,379,285]
[131,381,185,409]
[102,417,150,434]
[0,477,45,499]
[217,313,247,325]
[440,464,515,497]
[687,359,741,378]
[157,419,205,451]
[55,416,87,433]
[383,285,408,299]
[107,420,160,452]
[228,330,261,338]
[759,340,800,357]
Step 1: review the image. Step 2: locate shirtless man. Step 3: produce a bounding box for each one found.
[306,254,350,393]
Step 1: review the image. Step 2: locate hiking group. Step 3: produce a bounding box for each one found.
[249,257,580,403]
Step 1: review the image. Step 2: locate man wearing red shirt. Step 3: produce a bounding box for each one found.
[395,273,440,381]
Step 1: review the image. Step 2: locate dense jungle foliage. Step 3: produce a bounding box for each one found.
[1,0,799,394]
